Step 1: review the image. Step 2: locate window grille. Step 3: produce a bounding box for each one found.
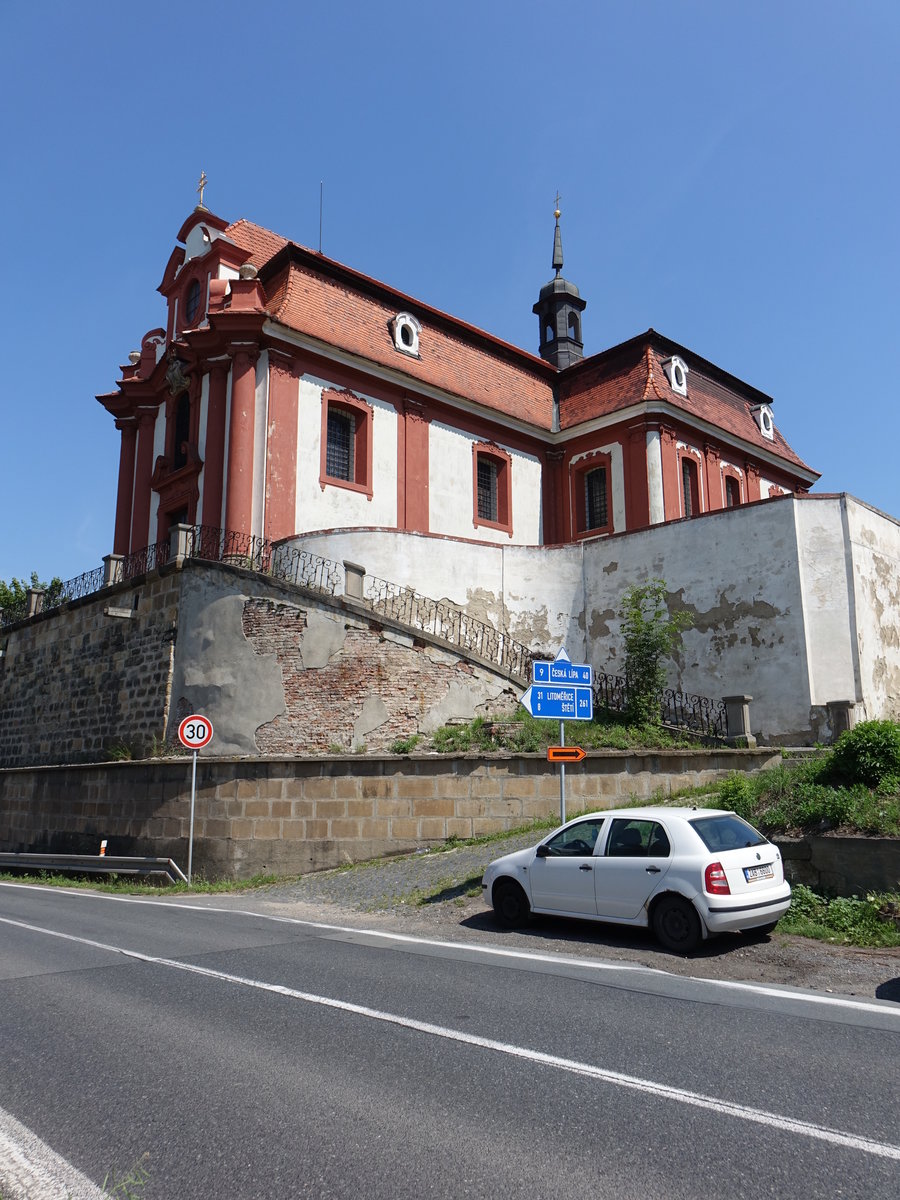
[477,457,498,522]
[584,466,608,530]
[326,408,355,481]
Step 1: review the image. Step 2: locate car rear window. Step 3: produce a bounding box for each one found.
[689,813,768,852]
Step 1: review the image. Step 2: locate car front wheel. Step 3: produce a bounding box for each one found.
[652,895,702,953]
[492,879,530,928]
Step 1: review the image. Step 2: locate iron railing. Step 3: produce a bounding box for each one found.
[594,670,727,740]
[0,527,525,680]
[271,544,341,594]
[364,575,532,679]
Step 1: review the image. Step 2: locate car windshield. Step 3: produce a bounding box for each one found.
[689,813,768,851]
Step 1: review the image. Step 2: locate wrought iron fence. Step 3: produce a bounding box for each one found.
[0,525,528,682]
[594,670,727,740]
[364,575,532,679]
[120,540,171,580]
[271,544,341,595]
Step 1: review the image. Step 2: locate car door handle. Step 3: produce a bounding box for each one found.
[579,864,593,871]
[645,865,661,874]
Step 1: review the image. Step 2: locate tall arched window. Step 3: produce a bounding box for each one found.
[173,393,191,470]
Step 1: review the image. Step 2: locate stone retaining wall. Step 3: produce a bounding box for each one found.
[777,835,900,896]
[0,749,778,879]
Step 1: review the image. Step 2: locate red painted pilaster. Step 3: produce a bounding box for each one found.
[401,399,430,533]
[131,410,158,551]
[201,360,229,530]
[744,462,762,502]
[704,443,723,510]
[658,426,679,521]
[265,351,300,542]
[224,348,258,535]
[113,418,138,554]
[625,423,650,529]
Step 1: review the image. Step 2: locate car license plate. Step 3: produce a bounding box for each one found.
[744,864,774,882]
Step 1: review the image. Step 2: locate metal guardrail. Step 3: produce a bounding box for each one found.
[0,853,188,884]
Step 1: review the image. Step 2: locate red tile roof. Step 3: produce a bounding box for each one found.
[218,219,815,474]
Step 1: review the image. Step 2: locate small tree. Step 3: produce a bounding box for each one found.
[0,571,65,614]
[620,579,692,724]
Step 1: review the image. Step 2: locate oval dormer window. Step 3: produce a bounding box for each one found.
[392,312,421,357]
[661,355,689,397]
[752,403,775,441]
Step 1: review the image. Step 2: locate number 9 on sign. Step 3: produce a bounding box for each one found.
[178,714,214,750]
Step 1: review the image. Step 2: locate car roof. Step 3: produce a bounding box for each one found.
[571,806,732,822]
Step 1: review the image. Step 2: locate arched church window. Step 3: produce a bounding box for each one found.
[185,279,202,325]
[173,393,191,470]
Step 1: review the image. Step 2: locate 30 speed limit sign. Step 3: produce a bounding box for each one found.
[178,714,214,750]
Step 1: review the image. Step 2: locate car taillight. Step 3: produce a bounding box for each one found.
[705,862,731,894]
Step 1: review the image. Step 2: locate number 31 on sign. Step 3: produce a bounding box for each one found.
[178,714,214,750]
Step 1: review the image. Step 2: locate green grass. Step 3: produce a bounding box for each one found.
[0,869,281,896]
[779,884,900,947]
[430,708,704,754]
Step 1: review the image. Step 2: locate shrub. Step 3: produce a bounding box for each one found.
[619,580,692,725]
[830,720,900,788]
[716,772,754,820]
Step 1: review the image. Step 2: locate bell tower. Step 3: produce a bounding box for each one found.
[532,203,586,368]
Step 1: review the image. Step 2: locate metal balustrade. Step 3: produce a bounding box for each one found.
[0,528,528,681]
[594,670,727,739]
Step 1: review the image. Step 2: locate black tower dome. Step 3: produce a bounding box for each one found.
[532,206,586,368]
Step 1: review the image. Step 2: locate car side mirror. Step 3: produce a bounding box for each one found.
[536,844,550,858]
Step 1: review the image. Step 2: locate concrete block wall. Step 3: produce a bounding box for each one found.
[0,749,779,880]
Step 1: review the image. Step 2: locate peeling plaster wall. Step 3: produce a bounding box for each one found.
[287,529,584,657]
[580,501,813,744]
[845,496,900,721]
[169,564,519,756]
[794,497,857,712]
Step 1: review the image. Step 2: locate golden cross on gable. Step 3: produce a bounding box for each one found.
[196,170,208,208]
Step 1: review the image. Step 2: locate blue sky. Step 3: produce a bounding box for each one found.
[1,1,897,585]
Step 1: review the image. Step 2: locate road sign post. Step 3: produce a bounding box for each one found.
[178,714,214,885]
[521,649,593,824]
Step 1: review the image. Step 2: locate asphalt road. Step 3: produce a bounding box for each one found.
[1,881,898,1200]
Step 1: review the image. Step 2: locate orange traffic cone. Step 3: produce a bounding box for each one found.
[100,839,107,856]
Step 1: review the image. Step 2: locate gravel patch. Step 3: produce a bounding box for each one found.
[227,834,900,1005]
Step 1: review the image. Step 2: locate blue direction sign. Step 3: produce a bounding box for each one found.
[532,647,593,687]
[519,683,593,721]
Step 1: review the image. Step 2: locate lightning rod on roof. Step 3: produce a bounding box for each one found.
[319,180,324,254]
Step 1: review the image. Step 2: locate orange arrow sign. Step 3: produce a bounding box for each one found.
[547,746,586,763]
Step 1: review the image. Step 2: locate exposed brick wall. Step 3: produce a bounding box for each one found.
[0,574,180,768]
[0,750,782,879]
[241,597,491,753]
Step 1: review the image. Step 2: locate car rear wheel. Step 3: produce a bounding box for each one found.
[652,895,702,953]
[492,879,530,928]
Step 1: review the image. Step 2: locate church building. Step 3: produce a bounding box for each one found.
[98,203,818,556]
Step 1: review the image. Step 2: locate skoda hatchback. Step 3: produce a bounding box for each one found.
[481,806,791,952]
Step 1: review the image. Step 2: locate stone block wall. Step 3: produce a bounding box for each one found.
[0,572,180,768]
[0,749,779,879]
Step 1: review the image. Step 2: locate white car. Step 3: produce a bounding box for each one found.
[481,806,791,952]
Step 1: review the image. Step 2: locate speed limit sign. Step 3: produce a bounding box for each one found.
[178,713,214,750]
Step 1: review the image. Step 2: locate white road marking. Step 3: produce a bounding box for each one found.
[0,1103,104,1199]
[3,912,900,1164]
[2,880,898,1018]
